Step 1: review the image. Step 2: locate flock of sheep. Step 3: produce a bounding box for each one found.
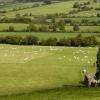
[0,45,97,65]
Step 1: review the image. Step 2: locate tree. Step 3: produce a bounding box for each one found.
[4,36,22,45]
[8,25,15,32]
[21,35,39,45]
[97,13,100,17]
[57,38,71,46]
[39,25,49,32]
[45,38,58,46]
[96,47,100,79]
[94,0,98,3]
[73,24,80,31]
[16,14,21,18]
[70,34,83,46]
[26,24,38,32]
[44,0,51,5]
[84,36,97,46]
[73,2,80,8]
[58,20,66,32]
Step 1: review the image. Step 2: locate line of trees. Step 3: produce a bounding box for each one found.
[1,14,100,26]
[0,34,98,46]
[4,24,100,33]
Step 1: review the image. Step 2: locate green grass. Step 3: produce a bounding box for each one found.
[1,0,99,18]
[0,45,98,100]
[1,87,100,100]
[0,32,99,39]
[65,26,100,32]
[0,0,100,99]
[69,2,100,17]
[0,23,28,31]
[0,3,34,11]
[0,23,100,32]
[5,1,74,17]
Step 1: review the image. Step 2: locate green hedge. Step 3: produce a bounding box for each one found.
[0,34,98,46]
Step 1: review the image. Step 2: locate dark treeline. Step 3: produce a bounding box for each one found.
[0,34,98,46]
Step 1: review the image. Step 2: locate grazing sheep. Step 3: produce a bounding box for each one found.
[82,69,98,87]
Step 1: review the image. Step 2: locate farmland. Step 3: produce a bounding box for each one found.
[0,32,99,41]
[0,23,100,32]
[0,45,98,100]
[0,0,100,99]
[1,0,99,17]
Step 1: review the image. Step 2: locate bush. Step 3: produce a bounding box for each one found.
[84,36,97,46]
[26,24,38,32]
[20,35,39,45]
[70,34,84,46]
[73,2,80,8]
[57,38,71,46]
[73,24,80,31]
[44,0,52,5]
[4,36,22,45]
[8,26,15,32]
[0,35,98,46]
[45,38,58,46]
[39,25,50,32]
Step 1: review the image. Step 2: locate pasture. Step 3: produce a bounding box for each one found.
[0,3,34,11]
[0,32,99,41]
[2,0,99,18]
[0,23,100,32]
[0,44,98,100]
[5,1,74,17]
[0,0,99,99]
[0,23,28,31]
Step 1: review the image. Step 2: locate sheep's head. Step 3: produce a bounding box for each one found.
[82,69,87,74]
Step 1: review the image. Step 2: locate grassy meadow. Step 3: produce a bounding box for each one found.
[1,0,98,17]
[0,32,99,40]
[0,23,28,31]
[0,44,99,100]
[0,23,100,32]
[5,1,74,17]
[0,0,100,99]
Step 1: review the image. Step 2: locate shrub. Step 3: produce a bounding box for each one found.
[57,38,71,46]
[20,35,39,45]
[26,24,38,32]
[45,38,58,46]
[8,26,15,32]
[73,24,80,31]
[39,25,50,32]
[0,35,98,46]
[84,36,97,46]
[44,0,52,5]
[4,36,22,45]
[73,2,80,8]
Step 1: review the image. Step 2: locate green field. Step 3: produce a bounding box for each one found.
[0,0,100,99]
[0,23,28,31]
[5,1,74,17]
[0,23,100,32]
[65,26,100,32]
[0,45,99,100]
[0,3,34,11]
[1,0,98,18]
[69,2,100,17]
[0,32,99,40]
